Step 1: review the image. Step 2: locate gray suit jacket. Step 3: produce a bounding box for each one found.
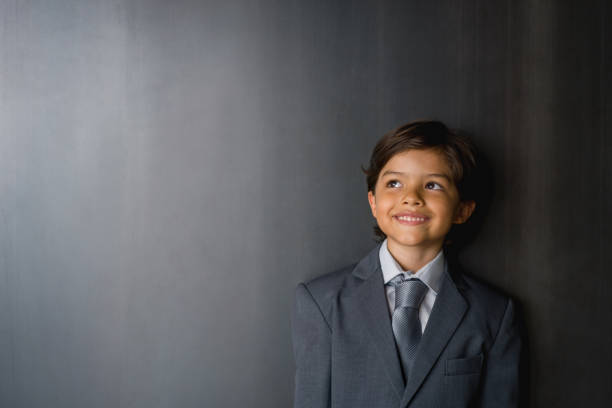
[291,244,523,407]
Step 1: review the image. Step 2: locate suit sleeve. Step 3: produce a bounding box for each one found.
[480,298,526,407]
[291,283,331,408]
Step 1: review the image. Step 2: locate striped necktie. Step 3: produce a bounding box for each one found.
[389,275,428,382]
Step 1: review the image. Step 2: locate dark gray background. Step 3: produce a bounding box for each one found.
[0,0,610,407]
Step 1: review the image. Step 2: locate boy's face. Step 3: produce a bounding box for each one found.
[367,148,475,256]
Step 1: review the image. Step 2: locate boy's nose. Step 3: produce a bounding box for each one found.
[402,189,424,206]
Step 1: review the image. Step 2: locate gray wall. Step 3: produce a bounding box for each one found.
[0,0,610,407]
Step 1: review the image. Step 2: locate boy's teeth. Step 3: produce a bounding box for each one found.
[398,216,425,221]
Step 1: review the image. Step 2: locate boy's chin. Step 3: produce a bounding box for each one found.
[387,236,444,251]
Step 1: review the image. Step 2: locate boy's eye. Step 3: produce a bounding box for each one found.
[386,180,402,188]
[425,181,443,190]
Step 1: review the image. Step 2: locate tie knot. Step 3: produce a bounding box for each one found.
[390,276,428,309]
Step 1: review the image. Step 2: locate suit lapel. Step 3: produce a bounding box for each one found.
[400,262,468,407]
[343,245,405,401]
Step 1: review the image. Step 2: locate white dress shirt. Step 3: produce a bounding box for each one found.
[379,238,445,333]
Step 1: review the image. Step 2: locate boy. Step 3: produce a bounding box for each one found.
[292,121,523,407]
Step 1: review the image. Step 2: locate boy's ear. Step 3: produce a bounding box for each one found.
[367,190,377,217]
[452,200,476,224]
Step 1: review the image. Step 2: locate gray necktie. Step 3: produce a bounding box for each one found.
[389,275,428,382]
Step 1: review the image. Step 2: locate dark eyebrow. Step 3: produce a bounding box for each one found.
[381,170,404,177]
[426,173,452,181]
[381,170,452,182]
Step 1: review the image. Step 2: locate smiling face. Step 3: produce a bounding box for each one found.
[367,148,475,258]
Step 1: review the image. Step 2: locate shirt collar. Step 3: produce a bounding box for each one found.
[379,238,445,294]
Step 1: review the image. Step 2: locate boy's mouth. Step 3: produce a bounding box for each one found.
[393,212,429,225]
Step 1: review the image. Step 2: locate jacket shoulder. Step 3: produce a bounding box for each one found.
[303,263,355,303]
[454,268,517,338]
[295,263,356,326]
[461,273,510,305]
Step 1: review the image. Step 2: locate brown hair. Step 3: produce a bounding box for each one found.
[362,120,479,242]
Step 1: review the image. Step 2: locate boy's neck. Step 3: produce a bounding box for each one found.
[386,240,444,273]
